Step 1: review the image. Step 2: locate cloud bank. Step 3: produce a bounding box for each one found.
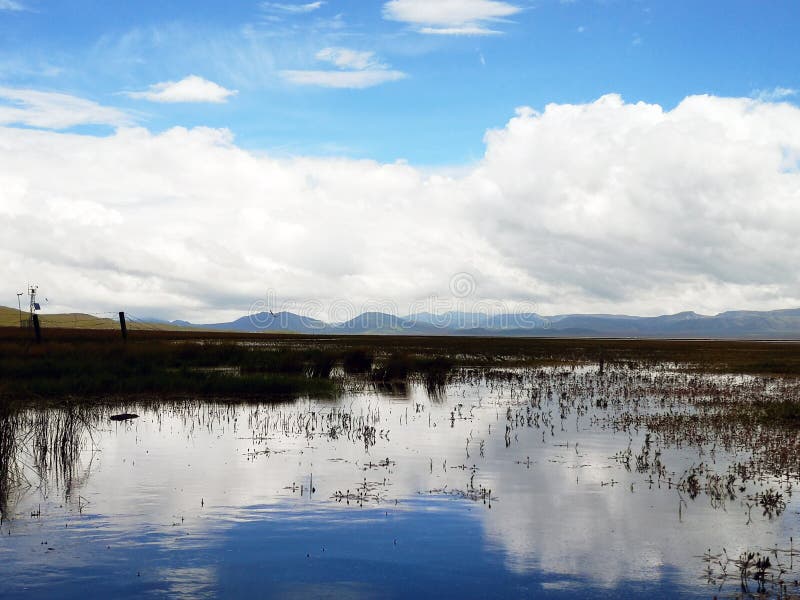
[2,93,800,321]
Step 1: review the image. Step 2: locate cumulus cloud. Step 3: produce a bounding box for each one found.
[0,87,131,129]
[125,75,237,104]
[2,93,800,321]
[383,0,521,35]
[281,47,406,89]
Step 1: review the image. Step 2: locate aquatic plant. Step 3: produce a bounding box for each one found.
[342,348,373,374]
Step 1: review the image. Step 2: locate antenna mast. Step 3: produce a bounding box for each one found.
[26,285,40,327]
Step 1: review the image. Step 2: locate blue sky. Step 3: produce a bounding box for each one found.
[2,0,798,164]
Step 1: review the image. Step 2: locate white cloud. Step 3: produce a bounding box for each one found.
[752,86,796,102]
[281,69,406,88]
[0,87,130,129]
[383,0,521,35]
[125,75,237,104]
[419,25,501,35]
[2,93,800,321]
[282,48,406,89]
[260,1,324,13]
[315,47,382,71]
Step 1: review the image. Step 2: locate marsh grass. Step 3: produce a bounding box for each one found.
[0,404,19,518]
[0,401,104,520]
[756,398,800,424]
[342,348,373,374]
[6,326,800,369]
[372,353,412,381]
[0,330,466,402]
[0,338,337,401]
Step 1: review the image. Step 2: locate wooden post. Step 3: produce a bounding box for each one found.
[32,314,41,344]
[119,311,128,342]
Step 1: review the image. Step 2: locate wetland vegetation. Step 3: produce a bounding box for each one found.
[3,327,800,402]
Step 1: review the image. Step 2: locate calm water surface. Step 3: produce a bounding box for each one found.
[1,367,797,598]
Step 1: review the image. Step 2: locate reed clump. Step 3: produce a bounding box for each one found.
[755,398,800,425]
[372,353,412,382]
[342,348,373,374]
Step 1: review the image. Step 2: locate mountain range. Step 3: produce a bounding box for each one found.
[186,308,800,338]
[6,305,800,338]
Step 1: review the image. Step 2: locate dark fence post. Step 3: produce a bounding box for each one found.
[119,312,128,342]
[32,314,41,344]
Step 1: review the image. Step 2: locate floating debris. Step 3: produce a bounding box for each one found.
[109,413,139,422]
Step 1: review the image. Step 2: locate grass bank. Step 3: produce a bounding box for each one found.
[3,327,800,404]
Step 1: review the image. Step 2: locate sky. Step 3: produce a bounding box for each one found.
[1,0,800,321]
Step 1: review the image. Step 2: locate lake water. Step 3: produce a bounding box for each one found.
[1,366,798,598]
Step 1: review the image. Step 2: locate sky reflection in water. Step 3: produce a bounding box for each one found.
[1,369,796,598]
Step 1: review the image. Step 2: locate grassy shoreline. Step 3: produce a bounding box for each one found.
[3,326,800,404]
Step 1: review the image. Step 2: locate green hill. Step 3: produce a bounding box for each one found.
[0,306,189,331]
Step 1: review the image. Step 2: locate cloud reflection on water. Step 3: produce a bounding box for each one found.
[0,370,795,598]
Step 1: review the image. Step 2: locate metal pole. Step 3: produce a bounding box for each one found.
[16,292,23,328]
[119,311,128,342]
[32,314,41,343]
